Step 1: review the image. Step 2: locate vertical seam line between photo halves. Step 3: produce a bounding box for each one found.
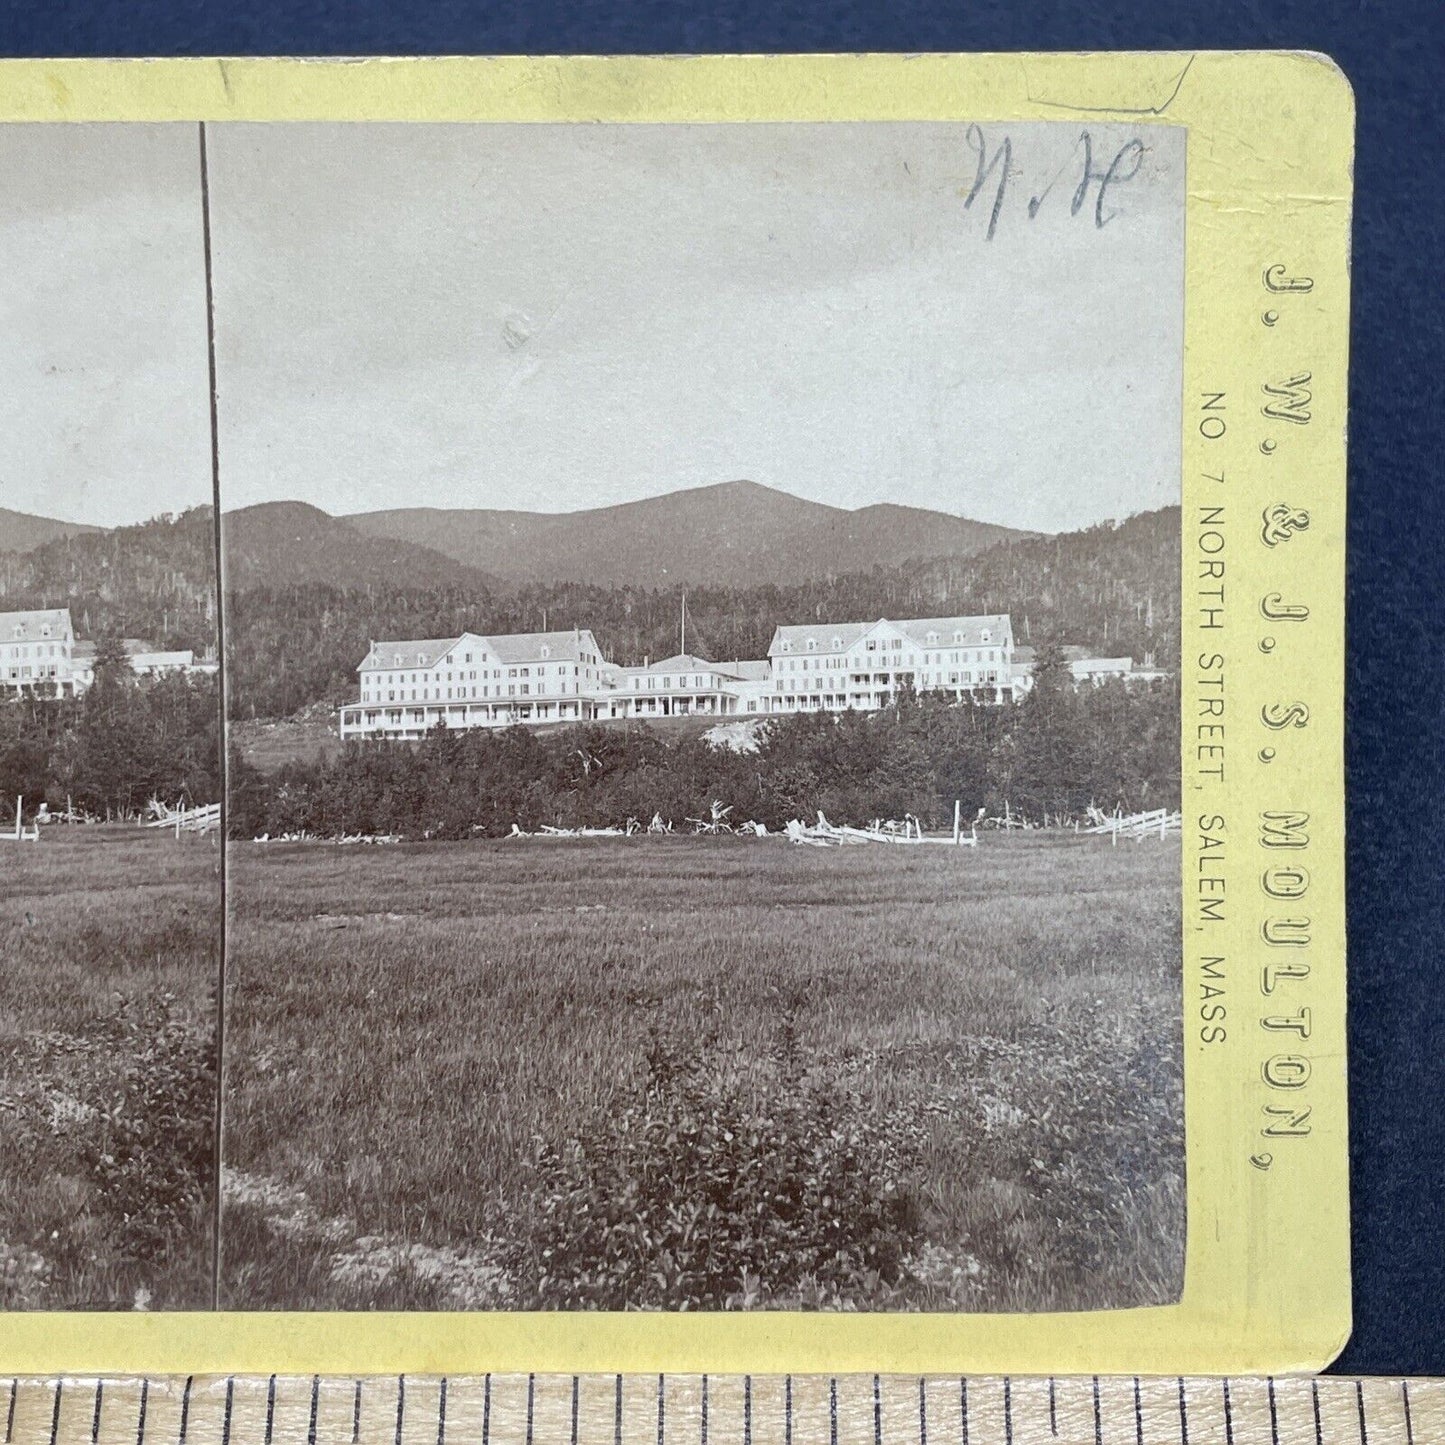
[199,119,230,1312]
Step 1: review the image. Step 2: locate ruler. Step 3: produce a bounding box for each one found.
[1,1375,1437,1445]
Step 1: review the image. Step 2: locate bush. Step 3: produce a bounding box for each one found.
[80,992,217,1260]
[509,1017,926,1310]
[5,992,216,1268]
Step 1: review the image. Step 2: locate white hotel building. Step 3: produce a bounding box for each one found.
[339,613,1019,740]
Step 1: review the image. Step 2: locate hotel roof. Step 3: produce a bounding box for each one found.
[767,614,1011,656]
[0,607,73,640]
[360,629,602,672]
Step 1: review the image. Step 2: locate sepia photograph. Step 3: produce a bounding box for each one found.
[0,125,222,1309]
[212,121,1187,1313]
[0,115,1186,1318]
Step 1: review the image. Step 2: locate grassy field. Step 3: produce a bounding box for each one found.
[221,831,1183,1313]
[231,714,343,773]
[0,828,219,1310]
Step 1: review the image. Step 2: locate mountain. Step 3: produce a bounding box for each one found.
[0,507,102,553]
[221,501,497,592]
[342,480,1029,590]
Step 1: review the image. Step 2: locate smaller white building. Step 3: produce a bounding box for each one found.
[598,653,750,720]
[69,640,218,691]
[1010,645,1166,694]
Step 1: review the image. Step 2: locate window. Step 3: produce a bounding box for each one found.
[540,645,550,658]
[806,639,816,651]
[781,641,792,653]
[927,631,938,644]
[954,631,963,643]
[981,629,992,643]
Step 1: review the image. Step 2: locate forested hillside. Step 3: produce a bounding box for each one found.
[0,508,218,653]
[226,508,1179,719]
[2,504,1179,722]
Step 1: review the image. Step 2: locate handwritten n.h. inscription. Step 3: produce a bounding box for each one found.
[963,126,1146,240]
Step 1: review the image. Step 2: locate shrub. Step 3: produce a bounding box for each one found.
[80,992,217,1260]
[509,1017,926,1310]
[4,992,216,1267]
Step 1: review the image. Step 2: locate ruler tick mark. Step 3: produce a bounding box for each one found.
[1312,1379,1323,1445]
[90,1382,103,1445]
[1049,1379,1057,1438]
[1403,1381,1415,1445]
[830,1378,838,1445]
[48,1380,61,1445]
[918,1378,927,1445]
[612,1375,621,1445]
[1356,1379,1367,1444]
[960,1377,969,1445]
[308,1377,319,1445]
[395,1375,406,1445]
[1224,1378,1235,1445]
[1268,1378,1279,1445]
[1177,1377,1189,1445]
[701,1374,709,1445]
[656,1372,664,1445]
[1092,1376,1102,1445]
[1133,1377,1143,1445]
[570,1376,579,1445]
[265,1374,277,1445]
[219,1378,232,1445]
[438,1376,448,1445]
[134,1379,147,1445]
[6,1378,15,1445]
[527,1374,536,1445]
[1004,1377,1013,1445]
[484,1375,493,1445]
[874,1374,882,1445]
[352,1381,362,1445]
[785,1376,793,1445]
[744,1376,752,1445]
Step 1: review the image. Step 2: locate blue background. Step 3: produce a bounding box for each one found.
[3,0,1440,1378]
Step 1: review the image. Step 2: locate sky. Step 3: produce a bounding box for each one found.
[0,120,1184,534]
